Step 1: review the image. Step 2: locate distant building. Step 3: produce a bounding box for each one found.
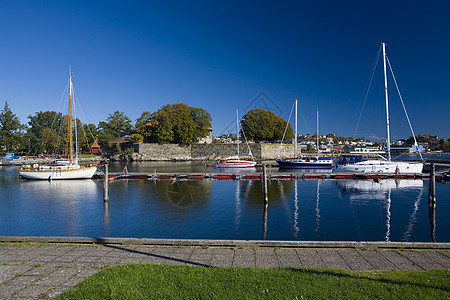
[390,144,425,154]
[346,147,385,154]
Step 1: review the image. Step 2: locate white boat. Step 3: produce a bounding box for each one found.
[333,43,423,174]
[276,100,333,169]
[214,109,256,168]
[19,73,97,180]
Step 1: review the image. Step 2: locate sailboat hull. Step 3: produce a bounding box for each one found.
[19,165,97,180]
[276,158,333,169]
[214,160,256,168]
[333,160,423,174]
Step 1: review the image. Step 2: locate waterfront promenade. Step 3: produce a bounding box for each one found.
[0,237,449,299]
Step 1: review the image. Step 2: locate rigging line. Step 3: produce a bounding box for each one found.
[386,56,423,161]
[353,46,382,139]
[277,101,295,157]
[297,101,310,134]
[72,87,103,155]
[240,120,254,159]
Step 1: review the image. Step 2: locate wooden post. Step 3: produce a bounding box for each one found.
[104,162,109,202]
[428,163,436,205]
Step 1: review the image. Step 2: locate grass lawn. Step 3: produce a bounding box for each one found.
[77,153,101,158]
[56,264,449,299]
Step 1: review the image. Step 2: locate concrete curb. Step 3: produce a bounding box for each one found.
[1,236,449,249]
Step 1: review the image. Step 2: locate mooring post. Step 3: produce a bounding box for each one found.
[104,162,109,202]
[262,164,268,204]
[428,163,436,205]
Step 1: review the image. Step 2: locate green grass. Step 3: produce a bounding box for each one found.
[77,153,101,158]
[56,264,449,299]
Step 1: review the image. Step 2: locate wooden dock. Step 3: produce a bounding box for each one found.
[93,171,445,182]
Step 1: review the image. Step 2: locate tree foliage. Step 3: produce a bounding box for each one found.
[241,108,294,143]
[98,111,132,146]
[135,103,212,144]
[0,102,25,153]
[27,111,63,154]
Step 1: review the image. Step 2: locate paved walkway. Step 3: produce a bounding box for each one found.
[0,243,449,299]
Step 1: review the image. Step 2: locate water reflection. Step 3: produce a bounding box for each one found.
[337,179,425,242]
[18,179,99,236]
[142,179,212,210]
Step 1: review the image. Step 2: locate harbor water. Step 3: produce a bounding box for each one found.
[1,161,449,242]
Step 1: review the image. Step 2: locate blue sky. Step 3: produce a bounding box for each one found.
[1,0,449,140]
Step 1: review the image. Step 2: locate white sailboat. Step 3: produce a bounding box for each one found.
[19,73,97,180]
[214,109,256,168]
[276,100,333,169]
[333,43,423,174]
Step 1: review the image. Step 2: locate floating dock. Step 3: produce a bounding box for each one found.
[93,172,445,182]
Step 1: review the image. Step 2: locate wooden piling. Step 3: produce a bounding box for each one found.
[104,162,109,202]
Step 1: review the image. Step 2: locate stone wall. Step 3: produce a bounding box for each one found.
[136,144,191,160]
[191,144,255,160]
[129,143,295,160]
[260,143,294,160]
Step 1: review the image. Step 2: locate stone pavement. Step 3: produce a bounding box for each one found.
[0,242,449,299]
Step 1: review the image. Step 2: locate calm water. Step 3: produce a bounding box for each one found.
[1,160,449,242]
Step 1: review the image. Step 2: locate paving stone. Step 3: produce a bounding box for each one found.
[35,275,68,287]
[296,249,326,268]
[51,268,85,277]
[210,259,233,268]
[60,276,86,287]
[276,249,301,268]
[25,266,58,276]
[233,249,255,267]
[401,251,444,270]
[0,283,24,298]
[358,250,397,270]
[213,248,235,260]
[421,251,450,268]
[338,250,373,271]
[317,250,349,270]
[380,250,422,270]
[74,269,99,278]
[255,254,279,268]
[14,284,52,298]
[4,275,40,286]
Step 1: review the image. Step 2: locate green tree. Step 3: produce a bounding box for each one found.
[0,102,25,153]
[150,103,212,144]
[97,111,132,146]
[27,111,62,154]
[104,111,132,137]
[79,123,99,153]
[129,133,144,144]
[134,111,153,142]
[241,108,294,143]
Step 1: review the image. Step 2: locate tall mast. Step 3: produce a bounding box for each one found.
[236,108,239,159]
[294,99,297,158]
[316,106,319,156]
[69,73,73,165]
[382,42,391,161]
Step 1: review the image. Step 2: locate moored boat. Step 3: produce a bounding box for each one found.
[333,43,423,174]
[19,73,97,180]
[276,100,333,169]
[214,109,256,168]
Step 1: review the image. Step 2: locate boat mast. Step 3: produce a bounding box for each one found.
[236,108,239,159]
[382,42,391,161]
[69,73,73,165]
[294,99,297,158]
[316,106,319,156]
